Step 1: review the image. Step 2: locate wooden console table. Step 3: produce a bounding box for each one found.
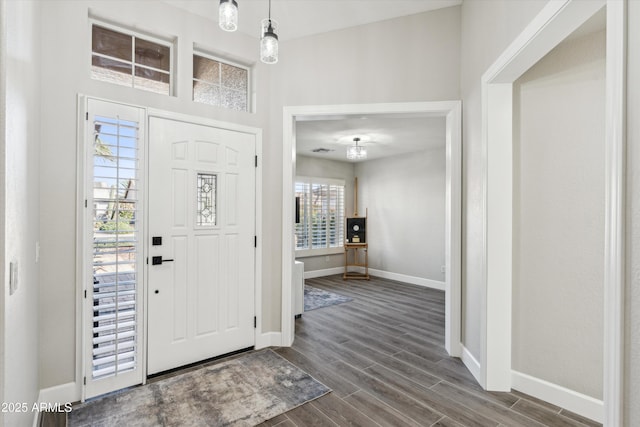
[343,243,370,280]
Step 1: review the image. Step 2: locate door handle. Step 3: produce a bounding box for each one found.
[152,256,174,265]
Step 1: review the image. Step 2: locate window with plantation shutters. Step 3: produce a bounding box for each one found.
[92,116,139,380]
[295,177,345,255]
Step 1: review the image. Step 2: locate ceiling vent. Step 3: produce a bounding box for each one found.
[311,148,334,153]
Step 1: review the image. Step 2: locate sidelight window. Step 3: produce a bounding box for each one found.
[91,115,141,380]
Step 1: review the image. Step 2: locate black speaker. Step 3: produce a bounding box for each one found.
[346,217,366,243]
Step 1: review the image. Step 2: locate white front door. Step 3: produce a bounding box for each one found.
[147,117,256,375]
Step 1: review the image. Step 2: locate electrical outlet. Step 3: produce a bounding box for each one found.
[325,256,331,263]
[9,261,18,295]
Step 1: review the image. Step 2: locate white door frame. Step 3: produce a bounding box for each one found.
[480,0,625,425]
[281,101,462,356]
[145,108,264,365]
[145,114,258,375]
[76,100,263,401]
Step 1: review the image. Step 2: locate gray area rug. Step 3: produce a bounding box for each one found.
[304,285,353,312]
[68,349,331,427]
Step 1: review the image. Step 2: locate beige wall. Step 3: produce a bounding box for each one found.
[3,0,41,425]
[460,1,640,421]
[37,0,272,390]
[626,1,640,425]
[0,0,6,421]
[355,149,446,282]
[271,5,462,328]
[296,147,447,283]
[34,1,461,393]
[459,0,548,365]
[512,30,605,399]
[11,0,638,419]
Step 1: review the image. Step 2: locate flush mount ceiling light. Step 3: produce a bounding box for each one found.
[219,0,238,32]
[260,0,279,64]
[347,137,367,161]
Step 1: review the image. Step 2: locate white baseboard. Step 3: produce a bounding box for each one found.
[460,344,482,385]
[511,370,603,423]
[303,267,343,279]
[302,267,445,291]
[37,382,78,405]
[368,269,446,291]
[255,331,283,349]
[33,382,79,427]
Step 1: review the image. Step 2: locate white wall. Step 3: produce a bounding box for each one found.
[37,0,272,391]
[0,0,6,422]
[7,0,640,421]
[33,0,461,396]
[3,0,41,425]
[512,30,605,399]
[271,4,461,324]
[459,0,547,364]
[295,155,355,272]
[355,149,445,282]
[626,1,640,424]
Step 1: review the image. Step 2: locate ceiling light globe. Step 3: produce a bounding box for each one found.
[219,0,238,32]
[346,137,367,160]
[347,145,367,161]
[260,19,279,64]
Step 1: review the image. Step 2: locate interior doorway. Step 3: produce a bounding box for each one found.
[281,101,462,356]
[480,1,625,424]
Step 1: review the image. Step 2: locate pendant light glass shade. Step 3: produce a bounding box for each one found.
[347,138,367,160]
[219,0,238,32]
[260,18,279,64]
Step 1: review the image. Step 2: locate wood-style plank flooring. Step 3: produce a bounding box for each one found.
[41,275,602,427]
[258,275,601,427]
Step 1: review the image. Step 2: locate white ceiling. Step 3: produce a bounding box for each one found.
[162,0,604,164]
[162,0,459,163]
[163,0,462,42]
[296,114,447,163]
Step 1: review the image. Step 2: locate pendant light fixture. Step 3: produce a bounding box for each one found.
[347,137,367,160]
[260,0,279,64]
[219,0,238,32]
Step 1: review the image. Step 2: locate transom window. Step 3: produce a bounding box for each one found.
[91,23,173,95]
[193,53,249,112]
[295,177,345,254]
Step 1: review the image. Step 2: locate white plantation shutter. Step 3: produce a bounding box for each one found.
[295,177,345,253]
[91,116,140,380]
[328,184,345,247]
[295,182,310,249]
[311,183,327,248]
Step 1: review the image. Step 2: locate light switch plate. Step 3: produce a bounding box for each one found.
[9,261,18,295]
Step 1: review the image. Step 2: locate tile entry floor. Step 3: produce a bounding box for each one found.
[258,275,601,427]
